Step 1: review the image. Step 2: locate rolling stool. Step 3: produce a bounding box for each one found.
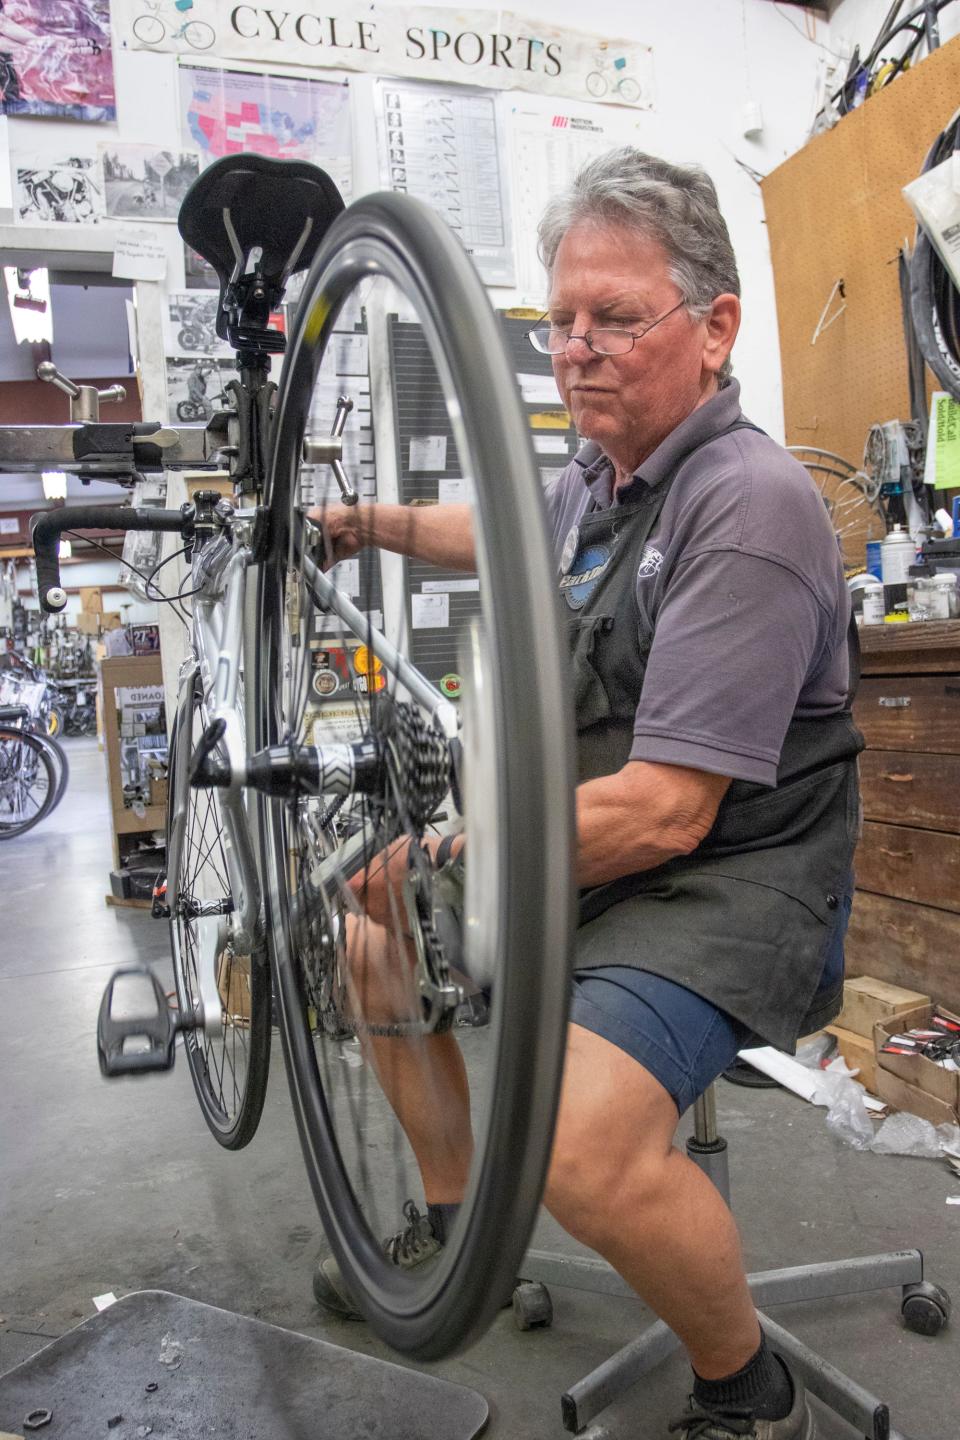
[518,1080,951,1440]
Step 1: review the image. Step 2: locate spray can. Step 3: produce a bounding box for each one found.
[881,525,917,584]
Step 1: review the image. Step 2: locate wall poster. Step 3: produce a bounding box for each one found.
[0,0,115,121]
[15,155,104,224]
[119,3,654,111]
[375,80,514,287]
[99,144,201,221]
[179,63,352,197]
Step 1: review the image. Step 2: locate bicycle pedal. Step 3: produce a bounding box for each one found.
[151,876,170,920]
[97,966,179,1078]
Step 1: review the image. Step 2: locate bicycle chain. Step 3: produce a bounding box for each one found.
[298,698,455,1039]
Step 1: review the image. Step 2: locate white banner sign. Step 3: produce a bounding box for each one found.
[118,2,654,109]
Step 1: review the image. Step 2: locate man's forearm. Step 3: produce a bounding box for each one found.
[355,503,476,571]
[575,761,732,889]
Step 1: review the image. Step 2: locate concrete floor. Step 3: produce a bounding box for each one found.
[1,738,958,1439]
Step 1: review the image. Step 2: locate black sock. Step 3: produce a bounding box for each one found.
[692,1336,794,1421]
[425,1201,460,1245]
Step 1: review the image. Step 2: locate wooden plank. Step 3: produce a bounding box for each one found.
[856,821,960,912]
[845,891,960,1009]
[859,620,960,675]
[859,750,960,832]
[854,676,960,753]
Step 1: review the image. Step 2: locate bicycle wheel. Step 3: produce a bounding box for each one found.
[0,727,58,838]
[258,192,575,1358]
[132,14,165,45]
[34,729,70,813]
[168,682,270,1148]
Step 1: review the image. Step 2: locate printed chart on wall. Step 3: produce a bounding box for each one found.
[179,64,352,197]
[498,309,577,489]
[0,0,115,121]
[507,104,645,303]
[375,80,514,287]
[386,308,571,694]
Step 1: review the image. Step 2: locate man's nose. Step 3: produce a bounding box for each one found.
[563,333,598,364]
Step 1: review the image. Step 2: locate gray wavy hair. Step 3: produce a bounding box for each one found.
[537,148,739,382]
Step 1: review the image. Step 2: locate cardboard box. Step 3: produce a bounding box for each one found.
[874,1004,960,1120]
[825,1024,879,1094]
[80,586,103,613]
[217,950,251,1023]
[834,976,929,1039]
[876,1068,959,1128]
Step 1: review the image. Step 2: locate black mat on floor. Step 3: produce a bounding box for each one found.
[0,1290,489,1439]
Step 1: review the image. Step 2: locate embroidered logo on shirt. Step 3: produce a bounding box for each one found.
[558,542,612,609]
[637,545,664,580]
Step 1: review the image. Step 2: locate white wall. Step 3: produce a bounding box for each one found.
[0,1,839,444]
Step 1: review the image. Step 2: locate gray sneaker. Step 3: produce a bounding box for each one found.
[312,1199,443,1321]
[668,1374,815,1440]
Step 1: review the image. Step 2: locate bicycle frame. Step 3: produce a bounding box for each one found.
[166,511,263,1021]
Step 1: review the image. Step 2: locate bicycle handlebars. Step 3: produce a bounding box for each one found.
[31,506,190,614]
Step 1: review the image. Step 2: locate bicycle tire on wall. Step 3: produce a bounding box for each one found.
[257,192,575,1359]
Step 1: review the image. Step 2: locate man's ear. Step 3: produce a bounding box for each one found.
[702,294,740,375]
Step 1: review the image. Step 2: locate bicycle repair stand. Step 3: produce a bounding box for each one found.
[520,1082,949,1440]
[0,1291,488,1440]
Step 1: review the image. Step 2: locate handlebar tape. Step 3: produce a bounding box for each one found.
[30,506,189,613]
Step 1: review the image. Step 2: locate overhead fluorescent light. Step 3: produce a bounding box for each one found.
[4,266,53,345]
[58,539,72,560]
[41,471,68,500]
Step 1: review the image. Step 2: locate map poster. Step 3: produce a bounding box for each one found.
[179,64,352,197]
[0,0,115,122]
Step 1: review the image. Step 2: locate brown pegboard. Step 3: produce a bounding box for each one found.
[762,37,960,561]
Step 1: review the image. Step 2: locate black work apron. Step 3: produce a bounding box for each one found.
[563,424,864,1052]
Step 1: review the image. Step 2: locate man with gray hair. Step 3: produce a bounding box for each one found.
[312,148,861,1440]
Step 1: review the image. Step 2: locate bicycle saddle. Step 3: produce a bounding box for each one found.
[178,154,345,343]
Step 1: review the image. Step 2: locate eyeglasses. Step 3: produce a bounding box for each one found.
[526,299,686,356]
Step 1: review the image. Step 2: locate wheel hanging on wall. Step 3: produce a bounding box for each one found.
[909,108,960,401]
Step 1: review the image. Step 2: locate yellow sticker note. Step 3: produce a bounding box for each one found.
[529,411,571,430]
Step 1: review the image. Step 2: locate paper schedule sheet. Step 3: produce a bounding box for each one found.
[412,592,450,628]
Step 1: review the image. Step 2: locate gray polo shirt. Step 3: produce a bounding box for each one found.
[546,380,851,787]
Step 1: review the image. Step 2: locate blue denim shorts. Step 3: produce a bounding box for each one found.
[569,886,853,1115]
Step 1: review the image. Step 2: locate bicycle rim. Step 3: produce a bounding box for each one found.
[37,730,70,812]
[168,690,270,1148]
[258,192,575,1358]
[0,728,57,838]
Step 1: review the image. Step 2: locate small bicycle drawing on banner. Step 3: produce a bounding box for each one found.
[584,51,644,105]
[132,0,216,51]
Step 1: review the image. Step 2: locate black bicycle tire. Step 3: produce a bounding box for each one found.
[34,728,70,812]
[168,690,271,1148]
[910,227,960,400]
[0,726,59,838]
[257,191,575,1359]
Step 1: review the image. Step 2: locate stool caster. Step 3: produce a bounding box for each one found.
[512,1280,553,1331]
[901,1280,951,1336]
